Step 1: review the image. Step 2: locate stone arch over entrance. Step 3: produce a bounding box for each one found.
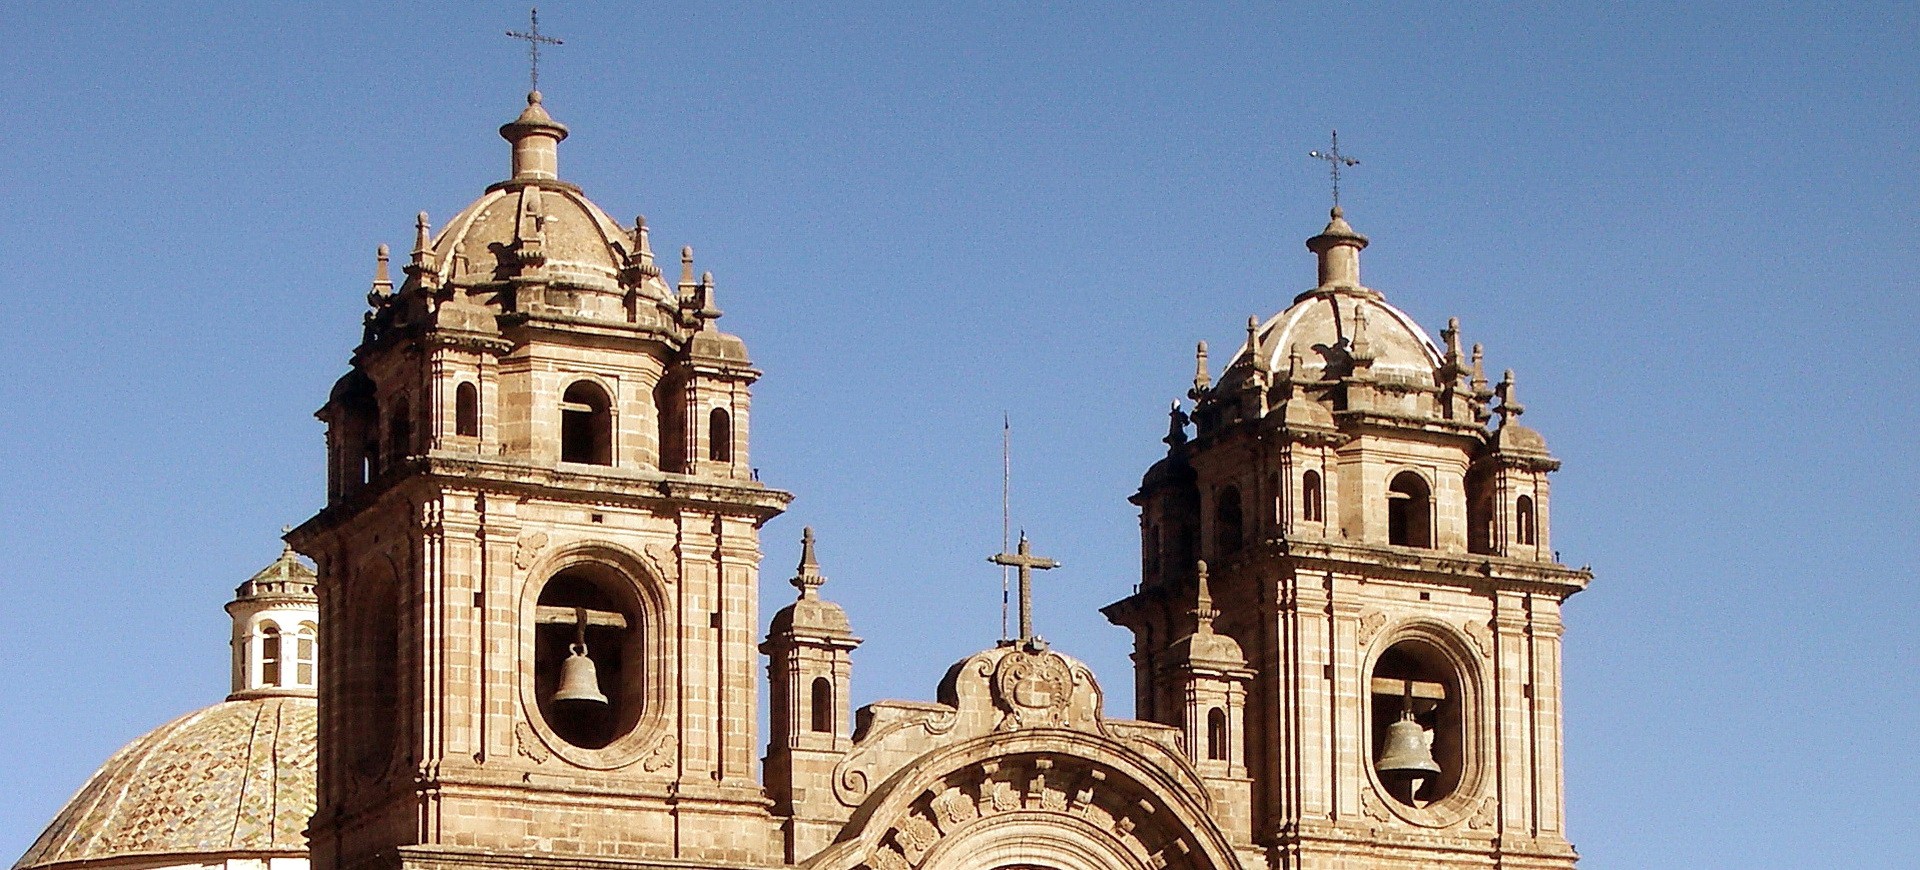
[808,730,1239,870]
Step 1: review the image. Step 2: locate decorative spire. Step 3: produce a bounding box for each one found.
[1191,341,1211,395]
[628,215,661,281]
[406,212,437,280]
[367,244,393,306]
[789,527,827,599]
[499,90,569,181]
[1350,303,1375,368]
[1441,317,1465,382]
[1190,560,1218,631]
[679,245,697,291]
[1246,316,1269,374]
[1494,369,1526,426]
[1470,344,1489,394]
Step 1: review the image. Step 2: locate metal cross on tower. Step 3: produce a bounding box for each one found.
[989,531,1060,644]
[506,8,564,93]
[1309,130,1362,207]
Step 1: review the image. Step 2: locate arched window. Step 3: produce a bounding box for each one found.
[654,379,684,473]
[296,623,317,687]
[1371,639,1466,807]
[1206,707,1228,761]
[260,624,283,687]
[455,382,479,437]
[708,407,732,463]
[1516,494,1536,546]
[1215,486,1244,555]
[1387,471,1433,549]
[561,380,614,465]
[387,397,412,461]
[810,677,834,734]
[1302,469,1324,522]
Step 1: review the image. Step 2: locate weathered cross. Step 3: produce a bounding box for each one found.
[1308,130,1361,207]
[989,532,1059,642]
[506,8,564,93]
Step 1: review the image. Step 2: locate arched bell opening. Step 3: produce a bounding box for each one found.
[1386,470,1433,548]
[532,565,644,749]
[560,380,614,466]
[1369,638,1465,807]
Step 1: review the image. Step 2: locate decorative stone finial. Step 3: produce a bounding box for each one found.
[790,527,827,598]
[367,244,393,307]
[1192,341,1211,394]
[627,215,661,281]
[407,212,437,279]
[679,245,696,289]
[1246,316,1268,374]
[1192,560,1217,629]
[1350,304,1374,367]
[1495,369,1526,425]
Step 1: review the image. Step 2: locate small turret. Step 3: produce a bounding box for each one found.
[1305,206,1369,291]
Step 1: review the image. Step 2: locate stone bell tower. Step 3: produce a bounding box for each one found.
[287,91,789,870]
[1106,207,1590,868]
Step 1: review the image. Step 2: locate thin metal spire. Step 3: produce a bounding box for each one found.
[506,8,563,94]
[1000,413,1011,642]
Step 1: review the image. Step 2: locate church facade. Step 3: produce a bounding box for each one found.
[20,91,1588,870]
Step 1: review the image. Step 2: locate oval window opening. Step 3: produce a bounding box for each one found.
[1371,639,1464,807]
[534,567,642,749]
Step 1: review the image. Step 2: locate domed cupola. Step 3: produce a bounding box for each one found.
[16,539,317,870]
[357,92,700,353]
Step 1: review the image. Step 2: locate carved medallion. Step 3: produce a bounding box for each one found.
[644,542,679,585]
[513,531,549,571]
[514,721,549,764]
[641,732,676,772]
[1358,610,1389,647]
[1464,619,1495,659]
[992,651,1074,730]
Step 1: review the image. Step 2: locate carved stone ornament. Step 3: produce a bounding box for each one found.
[992,650,1075,730]
[641,732,676,772]
[1464,618,1495,659]
[514,721,549,764]
[1468,795,1498,830]
[1361,788,1395,824]
[643,542,678,585]
[514,531,549,571]
[1358,610,1389,647]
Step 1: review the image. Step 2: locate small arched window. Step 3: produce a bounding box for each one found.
[1516,495,1536,546]
[708,407,732,463]
[561,380,614,465]
[455,382,479,438]
[1302,469,1324,523]
[260,624,283,687]
[810,677,833,734]
[1387,471,1433,549]
[1215,486,1244,555]
[296,623,317,686]
[1206,707,1228,761]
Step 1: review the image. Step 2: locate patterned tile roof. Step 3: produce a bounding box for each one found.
[15,696,315,870]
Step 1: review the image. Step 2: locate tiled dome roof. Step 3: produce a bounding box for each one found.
[15,697,315,870]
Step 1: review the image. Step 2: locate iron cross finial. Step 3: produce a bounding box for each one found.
[506,8,564,93]
[989,531,1060,645]
[1308,130,1362,207]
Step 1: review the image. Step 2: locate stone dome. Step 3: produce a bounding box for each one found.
[15,697,316,870]
[1218,208,1443,390]
[430,180,640,295]
[420,92,666,300]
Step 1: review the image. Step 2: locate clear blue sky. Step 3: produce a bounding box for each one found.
[1,2,1914,866]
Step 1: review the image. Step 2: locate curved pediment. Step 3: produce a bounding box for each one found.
[813,646,1233,869]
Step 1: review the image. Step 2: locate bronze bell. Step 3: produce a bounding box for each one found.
[1376,709,1440,778]
[553,643,608,706]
